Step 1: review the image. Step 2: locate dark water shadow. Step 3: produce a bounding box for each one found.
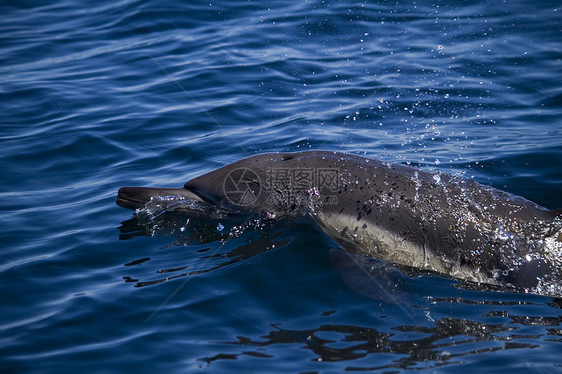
[198,295,561,371]
[118,214,290,288]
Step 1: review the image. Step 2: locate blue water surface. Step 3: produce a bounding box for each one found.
[1,0,561,372]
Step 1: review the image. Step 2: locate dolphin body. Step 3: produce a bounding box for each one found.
[117,151,562,293]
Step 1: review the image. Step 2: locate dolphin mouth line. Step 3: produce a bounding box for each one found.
[116,187,208,211]
[116,193,141,210]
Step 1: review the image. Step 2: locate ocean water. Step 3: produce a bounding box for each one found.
[1,0,561,372]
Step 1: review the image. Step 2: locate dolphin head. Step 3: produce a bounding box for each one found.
[117,151,342,218]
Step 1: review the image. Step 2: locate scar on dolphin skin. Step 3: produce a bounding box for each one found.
[117,151,562,296]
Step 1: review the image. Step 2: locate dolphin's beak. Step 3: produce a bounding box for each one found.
[116,187,206,210]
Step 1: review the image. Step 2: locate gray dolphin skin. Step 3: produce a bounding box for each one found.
[117,151,562,294]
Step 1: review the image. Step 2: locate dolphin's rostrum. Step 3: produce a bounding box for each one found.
[117,151,562,295]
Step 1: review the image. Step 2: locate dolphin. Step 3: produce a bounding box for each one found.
[117,151,562,294]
